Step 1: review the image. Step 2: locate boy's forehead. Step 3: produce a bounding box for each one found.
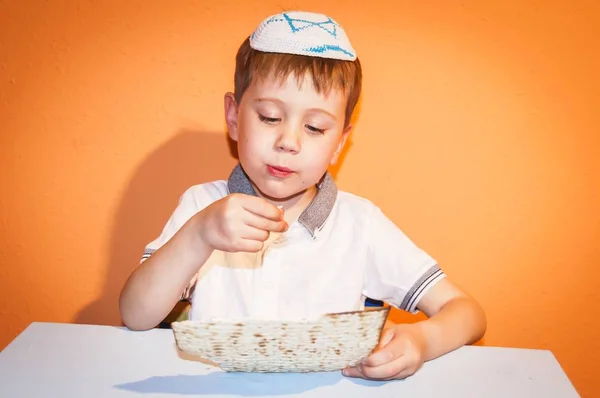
[249,11,356,61]
[246,73,347,110]
[253,72,340,94]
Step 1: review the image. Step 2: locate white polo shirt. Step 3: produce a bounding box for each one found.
[141,164,445,322]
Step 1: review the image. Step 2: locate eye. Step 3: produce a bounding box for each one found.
[306,124,325,135]
[258,114,281,124]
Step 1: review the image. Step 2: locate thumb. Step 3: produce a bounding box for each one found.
[361,327,401,367]
[378,327,395,349]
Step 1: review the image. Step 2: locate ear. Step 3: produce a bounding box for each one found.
[224,92,239,141]
[330,124,353,165]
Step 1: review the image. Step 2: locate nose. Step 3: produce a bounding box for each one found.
[274,125,302,154]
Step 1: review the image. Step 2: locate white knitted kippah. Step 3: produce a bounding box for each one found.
[249,11,357,61]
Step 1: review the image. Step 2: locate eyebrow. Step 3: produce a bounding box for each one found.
[254,98,338,121]
[255,98,284,106]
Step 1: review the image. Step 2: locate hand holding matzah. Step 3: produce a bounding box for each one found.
[195,193,288,253]
[342,323,427,380]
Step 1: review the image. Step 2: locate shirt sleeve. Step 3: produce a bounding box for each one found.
[139,186,206,301]
[363,205,446,313]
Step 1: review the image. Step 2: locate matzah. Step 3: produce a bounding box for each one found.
[171,307,390,373]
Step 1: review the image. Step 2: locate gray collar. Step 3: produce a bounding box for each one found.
[227,164,337,238]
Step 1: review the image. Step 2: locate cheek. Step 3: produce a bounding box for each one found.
[298,145,334,173]
[311,137,341,159]
[238,123,269,156]
[237,117,258,144]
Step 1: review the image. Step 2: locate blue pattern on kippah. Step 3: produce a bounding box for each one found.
[304,44,355,58]
[282,13,338,38]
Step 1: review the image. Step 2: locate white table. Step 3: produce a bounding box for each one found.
[0,322,579,397]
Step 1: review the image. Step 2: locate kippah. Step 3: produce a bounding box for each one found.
[249,11,357,61]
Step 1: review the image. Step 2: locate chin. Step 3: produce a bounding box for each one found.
[254,181,304,201]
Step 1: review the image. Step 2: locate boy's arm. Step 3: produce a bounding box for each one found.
[119,190,288,331]
[412,278,486,361]
[345,203,485,379]
[119,215,212,331]
[345,278,486,380]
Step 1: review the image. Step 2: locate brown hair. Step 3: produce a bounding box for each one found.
[233,37,362,127]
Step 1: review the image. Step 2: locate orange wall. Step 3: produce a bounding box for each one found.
[1,1,598,395]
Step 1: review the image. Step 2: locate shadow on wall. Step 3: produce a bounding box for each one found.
[74,129,239,326]
[73,128,354,327]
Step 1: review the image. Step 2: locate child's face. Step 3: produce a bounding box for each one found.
[225,73,351,201]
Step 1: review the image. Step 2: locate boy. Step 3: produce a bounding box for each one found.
[119,11,486,380]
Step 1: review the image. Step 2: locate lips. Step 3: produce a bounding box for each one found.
[267,165,294,177]
[271,165,292,172]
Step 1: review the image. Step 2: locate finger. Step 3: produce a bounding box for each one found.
[239,224,270,241]
[361,330,401,367]
[356,356,412,380]
[244,211,288,233]
[342,366,367,379]
[234,239,264,253]
[391,366,419,380]
[239,196,284,221]
[377,327,395,349]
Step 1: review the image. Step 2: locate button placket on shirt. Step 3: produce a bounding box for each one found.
[252,247,281,318]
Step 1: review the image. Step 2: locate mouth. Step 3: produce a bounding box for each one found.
[267,165,294,177]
